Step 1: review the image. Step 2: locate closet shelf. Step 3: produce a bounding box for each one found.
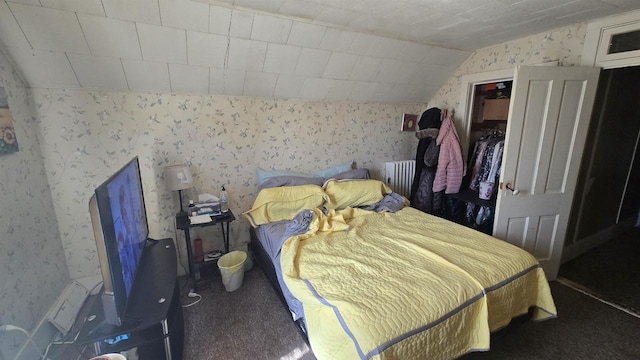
[449,188,496,207]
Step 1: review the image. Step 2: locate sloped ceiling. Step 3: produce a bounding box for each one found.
[0,0,639,103]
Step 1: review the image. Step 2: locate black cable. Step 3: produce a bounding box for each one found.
[173,217,192,294]
[71,343,93,360]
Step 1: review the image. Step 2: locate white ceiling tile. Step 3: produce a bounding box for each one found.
[122,59,170,92]
[6,47,79,87]
[352,0,397,17]
[395,41,430,62]
[40,0,104,16]
[229,10,254,39]
[300,77,332,100]
[373,59,401,83]
[348,15,380,33]
[159,0,209,33]
[6,0,41,5]
[243,71,277,97]
[210,6,231,35]
[306,0,360,10]
[137,23,187,64]
[0,2,30,48]
[169,63,209,94]
[78,14,141,59]
[294,48,331,77]
[251,14,292,44]
[348,81,377,102]
[318,28,356,52]
[314,7,360,26]
[370,83,398,103]
[347,56,382,81]
[349,33,381,56]
[278,0,324,19]
[323,52,358,80]
[263,43,301,74]
[67,53,128,89]
[601,0,640,7]
[227,37,267,72]
[210,68,245,95]
[273,74,305,98]
[325,80,356,101]
[382,4,431,26]
[9,3,89,54]
[287,22,326,48]
[187,31,227,67]
[102,0,161,25]
[234,0,284,12]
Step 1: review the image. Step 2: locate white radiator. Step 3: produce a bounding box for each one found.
[384,160,416,198]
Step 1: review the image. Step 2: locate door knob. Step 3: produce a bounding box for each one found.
[505,182,520,196]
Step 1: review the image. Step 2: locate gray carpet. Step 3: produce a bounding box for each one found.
[182,269,314,360]
[183,269,640,360]
[559,227,640,314]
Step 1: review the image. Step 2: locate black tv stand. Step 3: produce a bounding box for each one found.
[76,238,184,359]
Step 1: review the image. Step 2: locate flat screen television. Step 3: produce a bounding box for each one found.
[89,156,149,326]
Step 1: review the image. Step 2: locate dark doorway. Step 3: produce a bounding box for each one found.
[561,65,640,314]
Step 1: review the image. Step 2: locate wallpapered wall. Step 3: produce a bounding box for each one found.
[30,88,424,279]
[0,51,69,358]
[427,22,587,119]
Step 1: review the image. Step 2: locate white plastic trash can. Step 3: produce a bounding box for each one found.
[217,251,247,292]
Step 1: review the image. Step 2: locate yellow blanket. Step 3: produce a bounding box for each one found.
[280,207,556,360]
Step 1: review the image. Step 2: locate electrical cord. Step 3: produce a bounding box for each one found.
[181,291,202,308]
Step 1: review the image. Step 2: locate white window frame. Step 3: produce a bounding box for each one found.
[582,9,640,69]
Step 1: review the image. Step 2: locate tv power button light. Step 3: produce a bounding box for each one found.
[158,298,166,304]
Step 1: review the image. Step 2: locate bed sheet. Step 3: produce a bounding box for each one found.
[254,221,305,321]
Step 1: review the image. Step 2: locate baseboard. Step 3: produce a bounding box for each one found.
[562,219,635,263]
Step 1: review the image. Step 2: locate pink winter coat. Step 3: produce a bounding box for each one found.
[433,117,465,194]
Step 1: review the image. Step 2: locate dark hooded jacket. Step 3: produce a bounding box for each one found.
[409,108,443,213]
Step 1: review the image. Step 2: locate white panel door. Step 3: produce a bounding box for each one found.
[493,66,600,280]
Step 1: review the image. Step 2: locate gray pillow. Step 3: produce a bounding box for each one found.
[332,169,371,180]
[258,176,324,190]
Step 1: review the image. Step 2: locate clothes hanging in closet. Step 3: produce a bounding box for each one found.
[409,108,444,214]
[468,133,505,193]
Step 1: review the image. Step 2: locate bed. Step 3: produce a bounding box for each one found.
[245,177,556,360]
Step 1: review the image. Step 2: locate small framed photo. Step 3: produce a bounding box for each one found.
[0,86,18,156]
[401,113,418,132]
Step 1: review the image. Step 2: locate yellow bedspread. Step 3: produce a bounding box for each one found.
[280,207,556,360]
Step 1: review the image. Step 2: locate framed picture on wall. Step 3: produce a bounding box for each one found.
[401,113,418,131]
[0,86,18,156]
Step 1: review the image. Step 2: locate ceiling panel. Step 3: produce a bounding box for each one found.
[1,0,640,103]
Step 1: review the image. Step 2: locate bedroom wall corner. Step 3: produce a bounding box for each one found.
[0,49,70,360]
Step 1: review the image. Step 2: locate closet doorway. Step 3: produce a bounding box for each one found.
[458,66,601,280]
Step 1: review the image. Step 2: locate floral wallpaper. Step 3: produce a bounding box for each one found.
[30,89,424,278]
[0,51,69,359]
[427,22,587,121]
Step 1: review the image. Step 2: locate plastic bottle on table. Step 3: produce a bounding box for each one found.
[220,186,228,213]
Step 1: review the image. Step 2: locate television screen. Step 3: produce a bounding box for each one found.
[105,160,148,298]
[90,156,149,326]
